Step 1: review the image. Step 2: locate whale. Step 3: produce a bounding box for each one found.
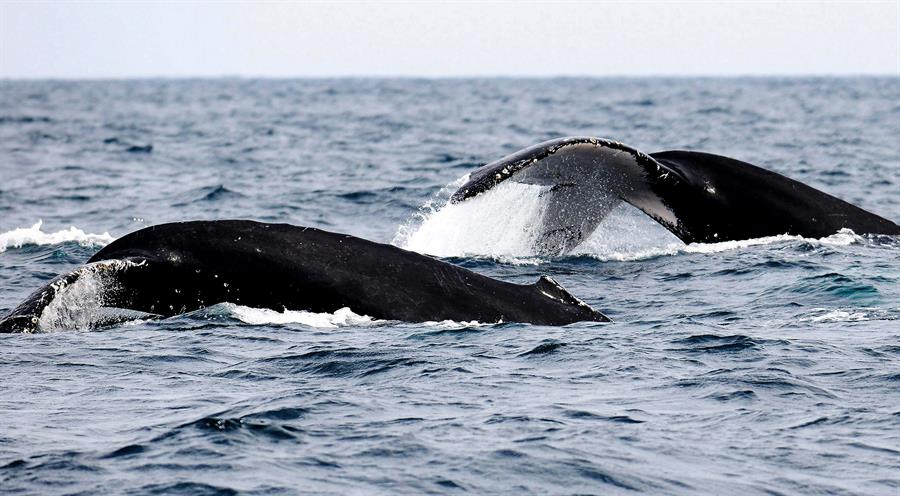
[452,137,900,255]
[4,138,896,332]
[0,220,608,333]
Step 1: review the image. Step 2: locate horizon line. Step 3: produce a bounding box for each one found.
[3,73,899,82]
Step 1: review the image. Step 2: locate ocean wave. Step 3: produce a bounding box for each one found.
[0,220,115,253]
[804,310,869,323]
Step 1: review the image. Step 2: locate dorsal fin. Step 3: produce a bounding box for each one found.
[531,276,609,322]
[533,276,582,306]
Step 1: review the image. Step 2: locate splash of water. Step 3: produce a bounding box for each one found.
[570,204,684,260]
[36,259,147,332]
[398,180,549,258]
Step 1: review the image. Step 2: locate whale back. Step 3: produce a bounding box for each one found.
[87,221,608,324]
[0,221,607,332]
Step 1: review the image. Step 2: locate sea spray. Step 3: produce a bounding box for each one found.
[36,259,146,331]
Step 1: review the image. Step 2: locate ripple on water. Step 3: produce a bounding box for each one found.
[254,348,427,377]
[1,78,899,495]
[780,272,880,299]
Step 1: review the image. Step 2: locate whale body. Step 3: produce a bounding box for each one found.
[0,220,608,333]
[452,137,900,254]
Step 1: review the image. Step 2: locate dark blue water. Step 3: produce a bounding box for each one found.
[1,78,899,495]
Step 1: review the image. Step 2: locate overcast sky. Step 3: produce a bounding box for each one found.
[1,1,898,78]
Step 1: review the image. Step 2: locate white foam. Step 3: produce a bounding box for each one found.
[0,220,115,253]
[221,303,498,329]
[693,228,861,252]
[223,304,376,328]
[573,228,865,262]
[800,307,898,323]
[570,204,685,261]
[415,319,493,329]
[804,310,869,323]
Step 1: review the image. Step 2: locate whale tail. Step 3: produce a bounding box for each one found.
[452,137,900,253]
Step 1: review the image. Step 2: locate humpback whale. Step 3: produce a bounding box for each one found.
[0,220,608,333]
[3,137,897,332]
[452,137,900,255]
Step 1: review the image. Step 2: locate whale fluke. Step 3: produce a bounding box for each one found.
[452,137,899,253]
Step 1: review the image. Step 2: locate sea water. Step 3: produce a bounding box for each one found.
[1,78,898,494]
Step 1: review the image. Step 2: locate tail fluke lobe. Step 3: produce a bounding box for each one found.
[648,150,900,242]
[451,137,647,255]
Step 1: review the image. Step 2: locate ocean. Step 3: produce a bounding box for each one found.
[1,78,898,494]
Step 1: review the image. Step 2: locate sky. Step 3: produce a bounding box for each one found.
[1,1,898,79]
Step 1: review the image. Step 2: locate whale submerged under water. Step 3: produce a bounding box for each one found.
[2,137,898,332]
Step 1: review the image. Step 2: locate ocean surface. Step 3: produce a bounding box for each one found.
[1,78,899,495]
